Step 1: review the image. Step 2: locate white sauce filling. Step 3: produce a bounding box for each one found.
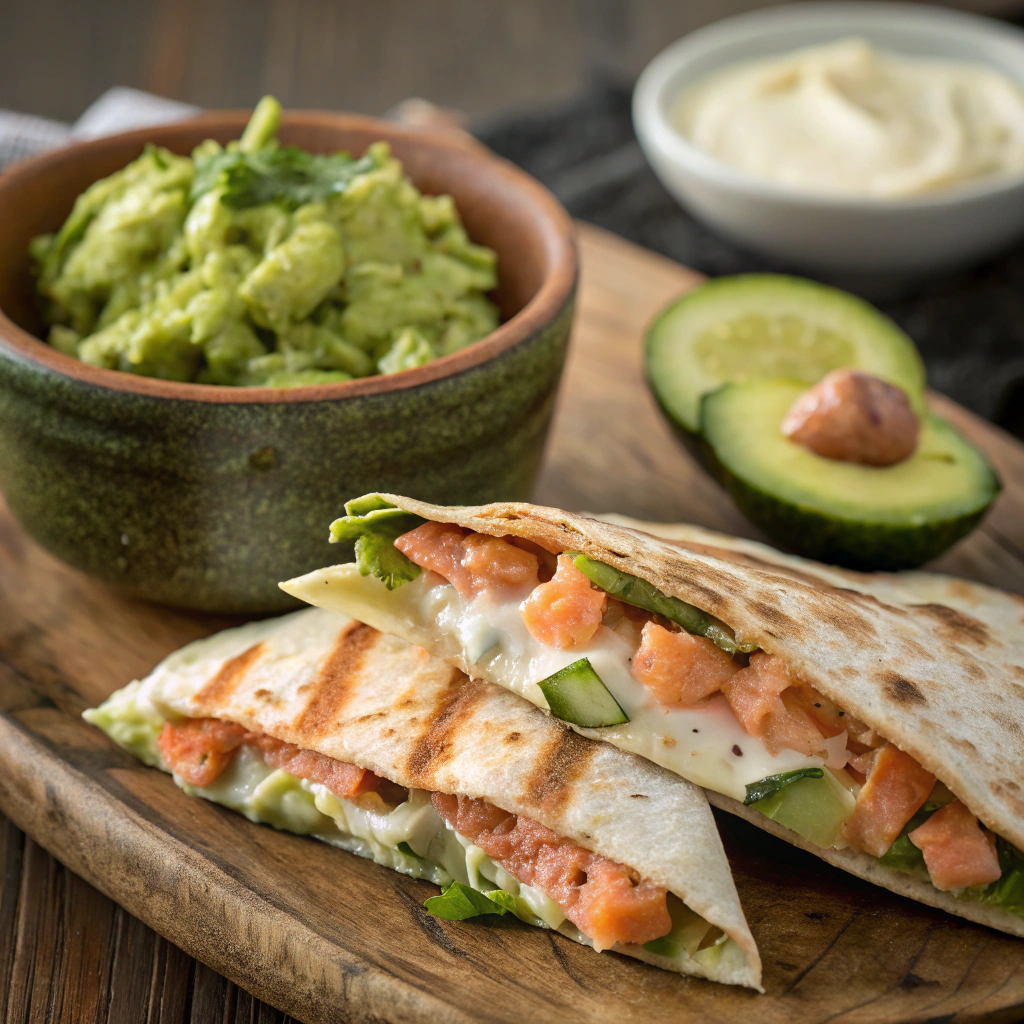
[344,568,840,802]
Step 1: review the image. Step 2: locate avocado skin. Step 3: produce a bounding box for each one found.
[700,439,1000,571]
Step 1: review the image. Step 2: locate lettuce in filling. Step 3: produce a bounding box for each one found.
[879,803,1024,916]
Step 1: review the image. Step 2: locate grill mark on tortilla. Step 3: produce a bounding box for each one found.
[525,728,596,815]
[671,578,725,611]
[913,603,991,647]
[719,549,839,588]
[833,587,907,617]
[882,672,927,707]
[291,622,379,739]
[404,672,484,787]
[993,712,1023,738]
[748,600,800,635]
[195,642,265,707]
[957,659,986,682]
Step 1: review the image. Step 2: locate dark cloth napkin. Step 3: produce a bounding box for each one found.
[476,80,1024,438]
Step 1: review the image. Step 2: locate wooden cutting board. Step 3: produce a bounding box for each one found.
[3,222,1024,1024]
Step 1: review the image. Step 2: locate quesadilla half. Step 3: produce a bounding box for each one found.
[84,606,761,989]
[282,493,1024,938]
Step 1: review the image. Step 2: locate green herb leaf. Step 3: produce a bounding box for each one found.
[328,494,424,590]
[571,554,755,655]
[192,145,382,210]
[190,149,243,203]
[744,768,824,806]
[482,889,519,914]
[423,881,511,921]
[396,841,421,859]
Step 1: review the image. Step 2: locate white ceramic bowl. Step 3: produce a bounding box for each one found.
[633,2,1024,288]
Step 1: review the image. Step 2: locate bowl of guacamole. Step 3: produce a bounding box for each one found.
[30,97,502,388]
[0,101,576,613]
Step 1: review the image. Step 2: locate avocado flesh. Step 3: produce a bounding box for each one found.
[646,275,927,434]
[700,380,1000,570]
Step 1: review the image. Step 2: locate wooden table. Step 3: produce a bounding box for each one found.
[4,225,1024,1023]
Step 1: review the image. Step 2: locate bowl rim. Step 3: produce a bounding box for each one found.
[633,0,1024,212]
[0,109,577,405]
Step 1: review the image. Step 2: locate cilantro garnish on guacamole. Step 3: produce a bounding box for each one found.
[30,96,500,387]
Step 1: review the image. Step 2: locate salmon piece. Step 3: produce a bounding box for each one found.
[842,742,935,857]
[520,553,607,649]
[631,621,739,707]
[395,522,539,598]
[251,735,407,806]
[158,718,249,787]
[722,653,826,757]
[845,749,877,786]
[845,713,885,753]
[432,793,671,950]
[908,800,1002,891]
[781,369,919,467]
[784,685,847,739]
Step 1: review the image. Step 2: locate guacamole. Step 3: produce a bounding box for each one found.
[30,96,500,387]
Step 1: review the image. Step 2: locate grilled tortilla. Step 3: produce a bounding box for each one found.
[84,606,761,989]
[281,494,1024,938]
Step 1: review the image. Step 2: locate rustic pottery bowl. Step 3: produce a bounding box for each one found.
[0,112,577,613]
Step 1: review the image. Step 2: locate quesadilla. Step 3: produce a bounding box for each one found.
[84,606,761,989]
[282,493,1024,938]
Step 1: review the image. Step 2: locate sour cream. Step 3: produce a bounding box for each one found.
[673,38,1024,198]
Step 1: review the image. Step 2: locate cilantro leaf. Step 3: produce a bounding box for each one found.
[423,881,512,921]
[328,494,424,590]
[481,889,519,914]
[192,145,382,211]
[744,767,824,806]
[190,149,244,204]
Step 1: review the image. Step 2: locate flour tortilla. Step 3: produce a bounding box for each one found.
[282,495,1024,938]
[115,606,761,988]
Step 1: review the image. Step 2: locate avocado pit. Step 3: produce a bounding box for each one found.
[781,369,919,467]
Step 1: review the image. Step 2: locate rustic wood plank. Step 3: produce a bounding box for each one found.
[2,223,1024,1023]
[0,817,25,1020]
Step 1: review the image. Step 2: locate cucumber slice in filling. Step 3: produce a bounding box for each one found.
[749,771,853,850]
[646,274,926,433]
[536,658,629,728]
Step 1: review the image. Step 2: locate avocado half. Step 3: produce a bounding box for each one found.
[700,380,1001,570]
[645,275,927,436]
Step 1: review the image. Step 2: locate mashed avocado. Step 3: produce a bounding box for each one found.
[30,96,499,386]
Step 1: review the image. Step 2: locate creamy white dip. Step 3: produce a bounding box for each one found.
[673,38,1024,198]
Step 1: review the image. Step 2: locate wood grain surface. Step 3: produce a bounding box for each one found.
[3,223,1024,1023]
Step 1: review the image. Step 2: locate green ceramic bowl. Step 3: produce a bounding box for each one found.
[0,112,577,613]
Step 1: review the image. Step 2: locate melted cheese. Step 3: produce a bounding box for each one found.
[287,566,847,803]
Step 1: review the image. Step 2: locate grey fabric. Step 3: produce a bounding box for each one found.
[0,88,198,168]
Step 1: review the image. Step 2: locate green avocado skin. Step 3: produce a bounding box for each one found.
[700,439,999,571]
[0,298,573,613]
